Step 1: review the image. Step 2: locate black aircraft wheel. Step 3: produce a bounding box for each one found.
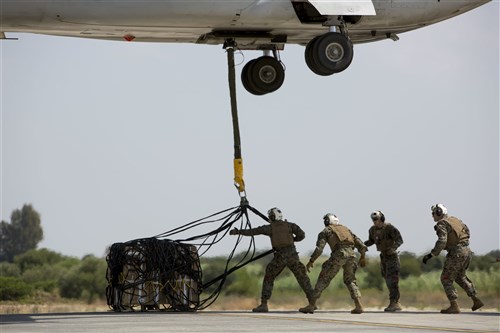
[313,32,354,74]
[248,56,285,95]
[241,59,266,95]
[305,36,334,76]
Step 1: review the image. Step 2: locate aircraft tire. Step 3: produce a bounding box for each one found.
[241,59,266,95]
[313,32,354,74]
[247,56,285,95]
[305,36,335,76]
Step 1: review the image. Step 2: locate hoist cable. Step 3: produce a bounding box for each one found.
[226,39,245,195]
[153,206,239,239]
[202,249,274,290]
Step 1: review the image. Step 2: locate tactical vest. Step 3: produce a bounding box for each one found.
[443,216,468,249]
[270,221,294,249]
[327,224,354,250]
[373,223,395,252]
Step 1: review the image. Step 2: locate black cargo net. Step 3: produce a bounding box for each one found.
[105,204,272,312]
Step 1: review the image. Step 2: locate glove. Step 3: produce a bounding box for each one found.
[306,260,314,273]
[422,253,433,264]
[229,228,239,236]
[359,256,366,268]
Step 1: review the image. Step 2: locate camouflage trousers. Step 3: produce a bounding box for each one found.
[313,247,361,301]
[441,246,477,301]
[261,246,314,302]
[380,253,400,302]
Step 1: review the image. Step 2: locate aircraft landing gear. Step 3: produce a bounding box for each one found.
[241,55,285,95]
[305,32,354,76]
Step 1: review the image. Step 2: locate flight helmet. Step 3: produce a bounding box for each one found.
[431,204,448,217]
[323,213,339,226]
[371,210,385,222]
[268,207,283,222]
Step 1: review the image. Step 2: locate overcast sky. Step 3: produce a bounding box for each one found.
[1,2,498,260]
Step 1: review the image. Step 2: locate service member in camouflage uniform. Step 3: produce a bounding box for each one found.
[364,210,404,312]
[422,204,484,314]
[230,207,314,312]
[299,213,367,314]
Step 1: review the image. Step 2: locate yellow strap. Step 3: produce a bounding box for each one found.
[233,158,245,192]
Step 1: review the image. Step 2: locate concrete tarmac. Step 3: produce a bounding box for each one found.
[1,310,499,333]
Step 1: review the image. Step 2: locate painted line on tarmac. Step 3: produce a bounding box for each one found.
[203,312,496,333]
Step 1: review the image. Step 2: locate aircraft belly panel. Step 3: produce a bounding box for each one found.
[308,0,376,15]
[2,0,257,27]
[58,1,299,29]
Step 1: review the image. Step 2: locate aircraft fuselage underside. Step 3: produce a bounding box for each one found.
[1,0,491,94]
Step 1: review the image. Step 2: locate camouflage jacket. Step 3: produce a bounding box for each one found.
[431,216,470,256]
[310,224,366,263]
[365,222,403,254]
[237,220,305,249]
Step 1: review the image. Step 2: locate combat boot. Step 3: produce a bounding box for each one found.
[471,296,484,311]
[440,300,460,314]
[299,304,315,314]
[252,300,268,313]
[310,297,318,310]
[351,297,364,314]
[384,300,403,312]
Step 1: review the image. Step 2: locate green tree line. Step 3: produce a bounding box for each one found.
[1,248,498,303]
[0,249,107,302]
